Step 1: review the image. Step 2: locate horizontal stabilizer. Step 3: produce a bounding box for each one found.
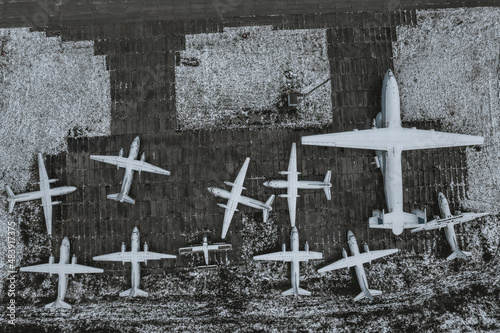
[282,287,311,296]
[6,186,16,213]
[120,288,148,297]
[447,250,471,261]
[278,194,299,198]
[45,300,72,310]
[353,289,382,302]
[369,210,421,235]
[263,195,275,222]
[323,171,332,200]
[108,193,135,204]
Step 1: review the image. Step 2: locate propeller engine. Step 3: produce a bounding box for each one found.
[71,255,77,277]
[140,153,146,162]
[49,255,55,265]
[117,148,124,169]
[304,241,309,252]
[342,248,348,259]
[51,201,61,206]
[121,242,126,253]
[363,243,370,254]
[282,242,286,253]
[48,179,58,183]
[454,210,462,216]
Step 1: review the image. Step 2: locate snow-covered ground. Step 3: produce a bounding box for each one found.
[175,25,332,130]
[393,7,500,255]
[0,28,110,293]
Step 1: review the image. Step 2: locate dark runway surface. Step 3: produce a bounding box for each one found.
[2,1,490,272]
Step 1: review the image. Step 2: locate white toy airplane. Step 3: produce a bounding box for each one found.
[263,143,331,227]
[90,136,170,204]
[208,157,275,239]
[253,226,322,296]
[411,192,489,261]
[318,230,398,302]
[179,236,232,268]
[20,236,103,310]
[6,153,76,235]
[93,226,176,298]
[302,69,484,235]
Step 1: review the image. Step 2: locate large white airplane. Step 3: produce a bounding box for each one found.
[302,69,484,235]
[6,153,76,235]
[263,143,331,227]
[208,157,275,239]
[253,226,322,296]
[179,236,232,268]
[318,230,398,302]
[93,226,176,298]
[411,192,489,261]
[20,237,103,310]
[90,136,170,204]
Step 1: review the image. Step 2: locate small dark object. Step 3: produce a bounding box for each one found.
[287,91,298,107]
[241,32,249,39]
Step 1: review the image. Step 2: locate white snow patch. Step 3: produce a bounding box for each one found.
[175,25,332,130]
[392,7,500,251]
[0,28,111,293]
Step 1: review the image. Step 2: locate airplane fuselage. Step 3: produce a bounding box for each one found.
[10,186,75,203]
[130,228,142,292]
[56,238,71,303]
[290,227,301,295]
[119,137,140,200]
[377,70,404,216]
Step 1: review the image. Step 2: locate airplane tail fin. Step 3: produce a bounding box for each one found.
[119,288,148,298]
[353,289,382,302]
[281,287,311,296]
[447,250,471,261]
[323,171,332,200]
[262,195,275,222]
[45,300,72,310]
[108,193,135,204]
[5,186,16,213]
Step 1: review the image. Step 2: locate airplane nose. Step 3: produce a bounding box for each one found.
[386,69,393,76]
[263,181,270,187]
[62,236,70,245]
[347,230,354,238]
[207,187,214,193]
[133,226,139,233]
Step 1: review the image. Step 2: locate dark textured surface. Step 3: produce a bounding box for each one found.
[4,5,479,271]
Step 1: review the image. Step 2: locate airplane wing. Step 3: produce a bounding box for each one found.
[90,155,129,168]
[411,212,490,233]
[301,128,483,151]
[318,249,398,272]
[179,245,205,254]
[253,250,322,262]
[20,263,103,274]
[221,206,237,239]
[206,244,232,251]
[233,157,250,189]
[93,251,176,262]
[130,161,170,175]
[38,153,49,183]
[41,197,53,235]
